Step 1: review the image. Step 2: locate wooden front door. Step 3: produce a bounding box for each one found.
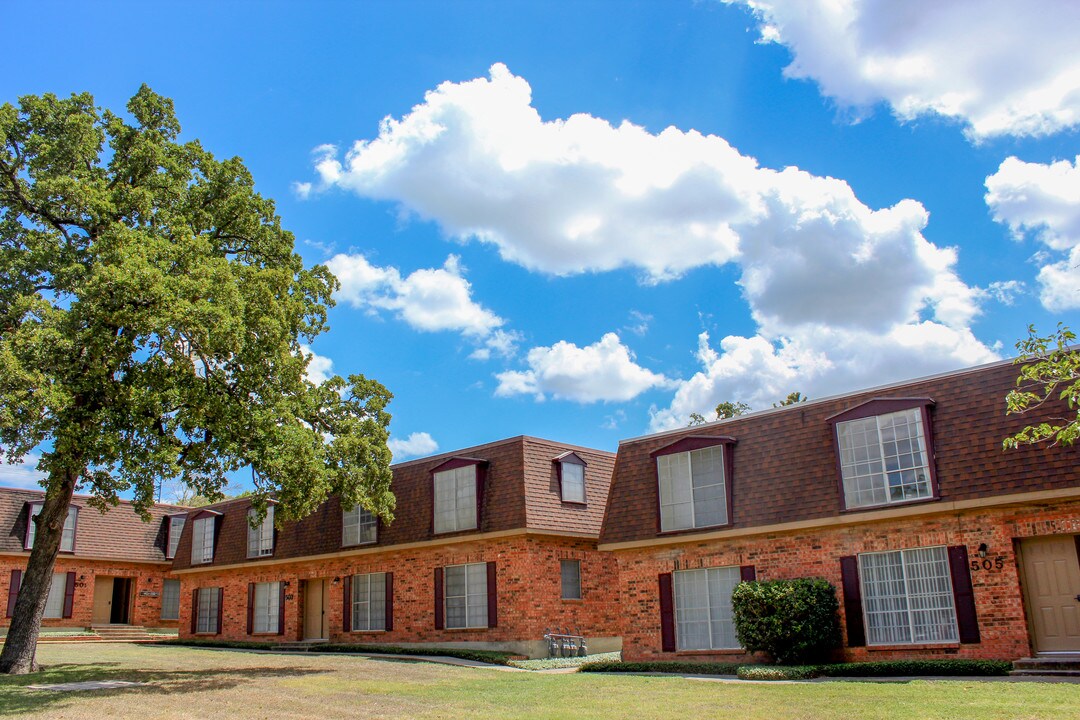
[303,579,327,640]
[1019,535,1080,653]
[92,576,113,624]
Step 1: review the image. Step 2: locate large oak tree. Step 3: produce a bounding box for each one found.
[0,87,394,673]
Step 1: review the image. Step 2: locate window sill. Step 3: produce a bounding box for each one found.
[194,632,220,636]
[561,500,588,507]
[341,541,378,550]
[246,554,275,560]
[561,597,584,603]
[656,523,732,538]
[442,626,491,632]
[432,527,480,537]
[251,632,281,637]
[866,642,960,651]
[349,629,388,634]
[840,495,940,514]
[675,648,745,656]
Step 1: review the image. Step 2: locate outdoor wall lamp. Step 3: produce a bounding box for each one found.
[332,576,341,585]
[977,543,989,558]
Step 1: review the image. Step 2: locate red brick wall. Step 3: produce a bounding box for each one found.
[613,498,1080,663]
[176,535,621,652]
[1,557,178,629]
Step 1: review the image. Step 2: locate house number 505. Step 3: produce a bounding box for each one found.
[970,557,1005,571]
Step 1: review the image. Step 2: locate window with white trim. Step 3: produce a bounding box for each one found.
[433,465,477,534]
[444,562,487,629]
[166,516,186,560]
[560,461,586,504]
[560,559,581,600]
[161,579,181,620]
[247,506,274,558]
[42,573,67,619]
[351,572,387,631]
[859,546,958,645]
[658,445,727,532]
[26,503,78,552]
[252,581,281,633]
[836,408,932,508]
[195,587,220,634]
[673,566,741,650]
[343,506,377,546]
[191,516,215,564]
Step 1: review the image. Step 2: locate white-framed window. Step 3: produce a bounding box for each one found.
[433,465,477,534]
[673,566,741,651]
[161,579,181,620]
[166,516,186,560]
[560,461,586,504]
[351,573,387,632]
[560,559,582,600]
[859,546,958,645]
[252,581,281,634]
[26,503,78,552]
[43,573,68,619]
[191,516,215,564]
[247,506,275,558]
[343,506,377,546]
[836,408,932,508]
[444,562,487,629]
[657,445,727,532]
[196,587,220,634]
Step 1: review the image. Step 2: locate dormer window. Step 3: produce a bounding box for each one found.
[432,458,486,534]
[191,512,219,564]
[25,503,78,553]
[828,398,937,510]
[166,515,186,560]
[555,452,587,504]
[343,505,377,546]
[247,505,275,558]
[652,436,735,533]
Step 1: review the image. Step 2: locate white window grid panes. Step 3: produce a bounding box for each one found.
[43,573,67,619]
[161,579,181,620]
[192,517,215,564]
[561,559,582,599]
[658,446,727,532]
[196,587,219,633]
[253,582,281,633]
[561,462,586,503]
[859,546,958,646]
[673,566,741,651]
[247,506,274,558]
[837,409,931,509]
[433,466,477,534]
[342,506,377,546]
[351,573,387,631]
[444,562,487,629]
[27,505,77,552]
[167,516,185,559]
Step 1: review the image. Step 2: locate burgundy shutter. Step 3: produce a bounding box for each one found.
[839,556,866,647]
[434,567,444,630]
[342,575,352,633]
[277,582,286,636]
[247,583,255,635]
[739,565,756,582]
[384,572,394,631]
[62,571,76,619]
[191,589,199,634]
[658,573,676,652]
[475,465,487,529]
[215,588,224,635]
[948,545,980,644]
[6,569,21,618]
[486,561,497,628]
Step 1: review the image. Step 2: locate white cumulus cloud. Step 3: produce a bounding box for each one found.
[388,432,439,460]
[0,454,46,490]
[986,156,1080,311]
[496,333,673,403]
[724,0,1080,139]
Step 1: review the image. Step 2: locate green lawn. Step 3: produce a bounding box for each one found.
[0,644,1076,719]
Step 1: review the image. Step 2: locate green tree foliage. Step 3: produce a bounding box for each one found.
[0,87,394,673]
[1004,324,1079,449]
[715,400,751,419]
[774,391,807,407]
[731,578,841,665]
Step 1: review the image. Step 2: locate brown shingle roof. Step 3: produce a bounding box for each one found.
[0,489,188,563]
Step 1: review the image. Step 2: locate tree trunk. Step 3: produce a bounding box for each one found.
[0,471,77,674]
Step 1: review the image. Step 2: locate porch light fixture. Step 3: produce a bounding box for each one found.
[332,576,341,585]
[977,543,989,558]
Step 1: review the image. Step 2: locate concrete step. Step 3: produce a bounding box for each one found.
[1012,656,1080,676]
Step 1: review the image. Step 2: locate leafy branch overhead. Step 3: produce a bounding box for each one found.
[1004,324,1079,449]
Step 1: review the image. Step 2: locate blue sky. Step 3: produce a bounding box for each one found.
[3,1,1079,493]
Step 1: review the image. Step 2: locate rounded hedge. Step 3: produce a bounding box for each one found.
[731,577,841,665]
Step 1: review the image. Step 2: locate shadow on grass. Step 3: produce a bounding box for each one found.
[0,661,330,716]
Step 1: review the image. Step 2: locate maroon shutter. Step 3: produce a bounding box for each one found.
[6,569,21,618]
[215,588,224,635]
[948,545,980,644]
[658,573,675,652]
[277,582,286,636]
[384,572,394,631]
[342,575,352,633]
[247,583,255,635]
[434,567,444,630]
[475,465,487,530]
[740,565,756,582]
[62,571,76,619]
[486,561,497,628]
[191,589,199,634]
[839,556,865,647]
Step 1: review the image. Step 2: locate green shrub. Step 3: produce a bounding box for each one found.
[731,578,841,664]
[579,659,1011,679]
[737,665,819,681]
[816,659,1012,677]
[579,661,741,675]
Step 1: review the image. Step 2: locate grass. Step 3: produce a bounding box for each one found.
[0,643,1075,719]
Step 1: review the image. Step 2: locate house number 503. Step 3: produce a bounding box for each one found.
[970,557,1005,571]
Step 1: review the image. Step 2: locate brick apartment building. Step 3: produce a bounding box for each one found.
[169,436,622,657]
[1,490,187,633]
[599,359,1080,662]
